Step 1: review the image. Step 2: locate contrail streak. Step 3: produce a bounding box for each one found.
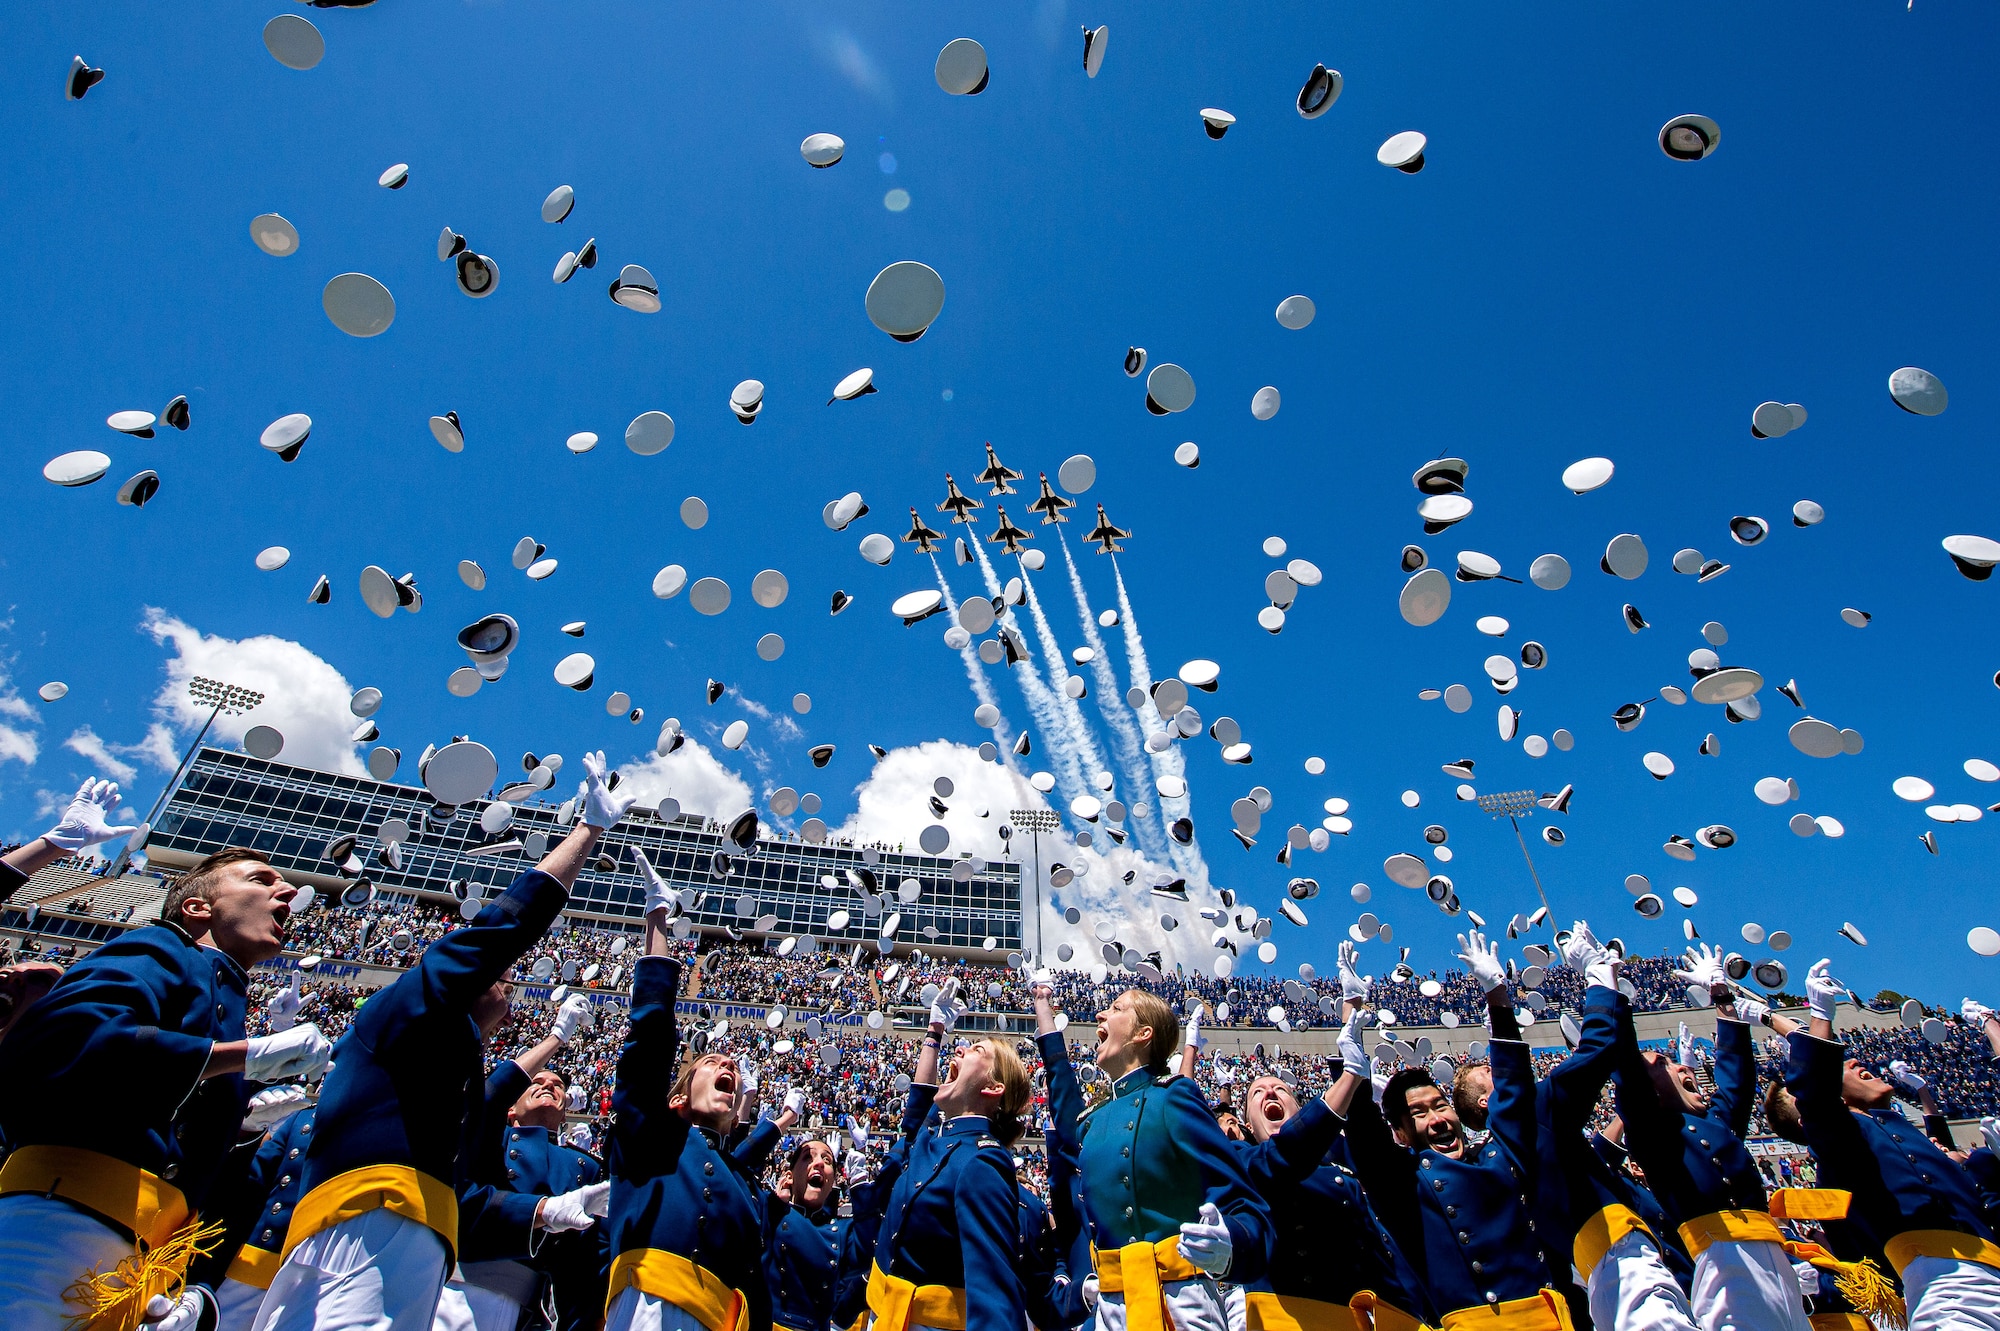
[929,555,1022,777]
[1113,558,1208,883]
[1015,563,1113,793]
[964,534,1092,813]
[1060,534,1167,858]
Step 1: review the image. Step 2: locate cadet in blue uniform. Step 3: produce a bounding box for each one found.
[1233,946,1428,1331]
[1788,960,2000,1331]
[438,992,607,1331]
[865,978,1031,1331]
[1611,944,1807,1331]
[759,1133,851,1331]
[1342,929,1579,1331]
[0,842,332,1331]
[834,1089,933,1331]
[255,752,636,1331]
[197,1102,319,1331]
[1584,1121,1692,1298]
[1030,981,1094,1331]
[602,861,771,1331]
[1072,986,1271,1331]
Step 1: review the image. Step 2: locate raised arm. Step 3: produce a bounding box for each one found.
[1,780,141,900]
[1784,961,1867,1158]
[1032,979,1085,1151]
[1678,945,1756,1136]
[1545,924,1622,1132]
[1164,1075,1274,1284]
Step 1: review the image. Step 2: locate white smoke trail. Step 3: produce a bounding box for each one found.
[1113,558,1209,883]
[964,533,1092,813]
[1015,563,1114,795]
[929,555,1022,775]
[1059,534,1168,859]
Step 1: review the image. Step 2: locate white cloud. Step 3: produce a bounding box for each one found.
[0,694,34,724]
[0,725,37,767]
[141,609,365,777]
[62,727,138,783]
[834,741,1229,970]
[613,740,755,822]
[811,27,893,104]
[123,724,181,773]
[728,689,804,743]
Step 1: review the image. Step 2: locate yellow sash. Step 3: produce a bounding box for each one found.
[225,1243,286,1291]
[1769,1189,1853,1222]
[1091,1236,1204,1331]
[609,1249,751,1331]
[0,1144,191,1250]
[1677,1208,1785,1257]
[281,1165,460,1265]
[1808,1317,1874,1331]
[865,1260,967,1331]
[1571,1204,1653,1280]
[1437,1291,1574,1331]
[1245,1288,1428,1331]
[1883,1229,2000,1278]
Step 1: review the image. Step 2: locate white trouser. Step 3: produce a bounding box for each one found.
[1689,1238,1811,1331]
[1905,1256,2000,1331]
[253,1209,449,1331]
[1220,1283,1246,1331]
[434,1260,543,1331]
[1583,1230,1698,1331]
[0,1193,140,1329]
[219,1276,276,1331]
[608,1288,720,1331]
[1092,1278,1230,1331]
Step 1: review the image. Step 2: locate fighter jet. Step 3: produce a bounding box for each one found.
[937,474,982,524]
[986,506,1032,554]
[1027,473,1075,525]
[1084,503,1129,554]
[903,508,943,554]
[976,442,1022,495]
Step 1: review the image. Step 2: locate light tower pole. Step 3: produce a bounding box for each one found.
[1009,808,1060,966]
[1476,788,1555,940]
[109,676,265,876]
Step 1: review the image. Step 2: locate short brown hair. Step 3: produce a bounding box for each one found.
[1122,988,1180,1076]
[1764,1080,1806,1145]
[669,1051,734,1109]
[981,1038,1033,1146]
[162,849,270,929]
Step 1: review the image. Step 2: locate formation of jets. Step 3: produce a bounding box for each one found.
[921,444,1129,557]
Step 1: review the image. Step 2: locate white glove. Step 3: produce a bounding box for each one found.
[578,751,638,830]
[1794,1259,1820,1300]
[142,1288,214,1331]
[1177,1201,1234,1277]
[244,1022,333,1082]
[740,1062,760,1093]
[929,978,965,1032]
[242,1083,309,1131]
[1979,1117,2000,1156]
[845,1147,872,1184]
[267,974,305,1033]
[1564,921,1617,989]
[550,993,591,1044]
[1805,959,1843,1023]
[1888,1060,1927,1094]
[783,1087,807,1117]
[43,779,141,852]
[1081,1274,1101,1312]
[1673,942,1728,994]
[1456,930,1507,996]
[1965,998,1997,1027]
[1337,940,1370,1001]
[1728,990,1770,1026]
[1336,1006,1368,1073]
[538,1181,610,1231]
[562,1122,593,1150]
[635,849,682,918]
[1369,1056,1394,1105]
[1185,1005,1207,1051]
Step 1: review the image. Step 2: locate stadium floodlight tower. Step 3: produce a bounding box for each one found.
[1476,787,1556,941]
[110,676,266,875]
[1008,807,1061,965]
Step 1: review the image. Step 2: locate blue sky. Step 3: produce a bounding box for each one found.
[5,0,2000,1002]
